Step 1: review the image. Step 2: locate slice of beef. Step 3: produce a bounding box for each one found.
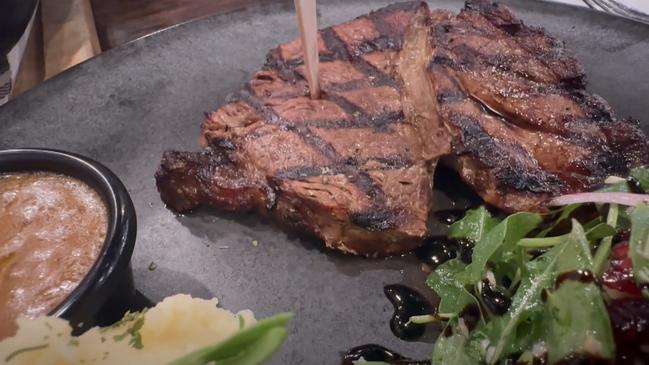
[425,0,649,212]
[157,0,649,255]
[157,2,448,257]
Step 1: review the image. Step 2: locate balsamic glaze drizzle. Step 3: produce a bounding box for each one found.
[433,209,468,225]
[555,269,598,289]
[384,285,433,341]
[414,236,473,269]
[480,279,511,316]
[612,228,630,243]
[342,344,431,365]
[458,304,481,332]
[626,176,645,194]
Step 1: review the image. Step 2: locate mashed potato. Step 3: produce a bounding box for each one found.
[0,294,256,365]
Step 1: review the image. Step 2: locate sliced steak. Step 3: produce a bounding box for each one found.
[425,0,649,212]
[157,2,448,257]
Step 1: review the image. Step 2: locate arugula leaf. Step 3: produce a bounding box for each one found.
[426,259,476,316]
[485,222,596,363]
[553,220,594,273]
[167,313,292,365]
[582,216,604,231]
[536,204,581,238]
[598,181,631,193]
[545,281,614,363]
[449,206,499,243]
[616,207,633,230]
[486,240,567,364]
[518,223,613,249]
[544,221,614,363]
[467,212,542,282]
[428,201,633,365]
[629,202,649,295]
[593,204,619,275]
[516,351,537,364]
[518,235,566,248]
[481,310,546,362]
[431,330,481,365]
[585,223,616,242]
[504,310,545,358]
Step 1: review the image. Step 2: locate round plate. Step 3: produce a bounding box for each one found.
[1,0,648,363]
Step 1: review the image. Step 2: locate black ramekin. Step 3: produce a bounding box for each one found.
[0,148,137,334]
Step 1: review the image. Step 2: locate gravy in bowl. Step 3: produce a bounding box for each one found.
[0,172,107,339]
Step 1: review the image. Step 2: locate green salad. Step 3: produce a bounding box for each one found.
[422,167,649,364]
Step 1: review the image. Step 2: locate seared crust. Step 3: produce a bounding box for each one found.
[156,0,649,255]
[157,2,438,257]
[427,0,649,212]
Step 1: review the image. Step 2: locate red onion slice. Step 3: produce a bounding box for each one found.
[548,192,649,207]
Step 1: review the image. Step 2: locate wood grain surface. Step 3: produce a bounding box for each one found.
[13,0,100,98]
[41,0,100,79]
[91,0,277,50]
[13,0,278,98]
[12,8,44,97]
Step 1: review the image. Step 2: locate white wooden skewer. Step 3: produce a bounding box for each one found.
[294,0,320,99]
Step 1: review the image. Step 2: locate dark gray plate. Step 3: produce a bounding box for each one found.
[1,0,648,363]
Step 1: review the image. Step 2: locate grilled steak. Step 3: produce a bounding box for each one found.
[157,2,446,257]
[156,1,649,256]
[425,0,649,212]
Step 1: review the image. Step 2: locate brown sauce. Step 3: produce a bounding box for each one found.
[0,172,107,339]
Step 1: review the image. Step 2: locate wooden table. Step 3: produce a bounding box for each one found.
[91,0,277,50]
[14,0,276,97]
[13,0,99,96]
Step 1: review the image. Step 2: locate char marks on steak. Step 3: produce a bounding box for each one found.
[156,0,649,256]
[157,2,445,257]
[427,0,649,212]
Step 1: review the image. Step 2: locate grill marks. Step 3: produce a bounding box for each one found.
[233,7,425,228]
[427,16,575,209]
[156,2,435,256]
[239,90,339,161]
[426,0,649,211]
[449,113,563,193]
[157,0,649,255]
[275,155,414,180]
